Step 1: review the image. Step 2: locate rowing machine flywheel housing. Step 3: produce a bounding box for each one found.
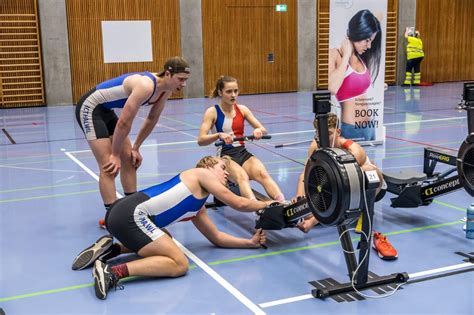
[304,147,364,225]
[457,136,474,196]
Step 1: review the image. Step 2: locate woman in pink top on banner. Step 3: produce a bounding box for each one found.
[328,9,382,142]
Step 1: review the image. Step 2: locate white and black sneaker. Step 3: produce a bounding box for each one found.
[93,260,122,300]
[72,235,113,270]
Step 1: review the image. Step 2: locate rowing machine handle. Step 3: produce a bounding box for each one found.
[215,135,272,146]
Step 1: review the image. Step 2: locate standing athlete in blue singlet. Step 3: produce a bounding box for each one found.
[75,57,190,219]
[197,76,285,202]
[72,156,272,300]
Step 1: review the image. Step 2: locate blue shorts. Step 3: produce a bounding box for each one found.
[341,122,375,142]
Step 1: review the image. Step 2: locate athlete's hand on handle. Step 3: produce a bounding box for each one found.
[263,199,278,207]
[291,195,305,203]
[104,154,120,177]
[218,132,233,145]
[252,128,263,140]
[131,148,143,169]
[214,134,272,146]
[250,228,267,248]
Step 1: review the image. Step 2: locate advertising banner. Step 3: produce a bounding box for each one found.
[328,0,387,144]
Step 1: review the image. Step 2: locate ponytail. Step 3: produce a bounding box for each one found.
[210,75,237,98]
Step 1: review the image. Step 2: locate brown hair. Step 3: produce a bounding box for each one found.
[158,56,190,77]
[210,76,237,98]
[195,156,231,168]
[313,113,339,130]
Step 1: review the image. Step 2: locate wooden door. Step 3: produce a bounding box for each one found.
[416,0,474,82]
[202,0,297,96]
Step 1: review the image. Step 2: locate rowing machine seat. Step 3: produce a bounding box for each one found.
[383,170,427,186]
[383,170,429,207]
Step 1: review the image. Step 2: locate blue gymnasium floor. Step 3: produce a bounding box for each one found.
[1,82,473,314]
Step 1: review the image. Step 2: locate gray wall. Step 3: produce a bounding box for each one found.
[38,0,73,106]
[179,0,205,98]
[297,0,317,91]
[397,0,417,85]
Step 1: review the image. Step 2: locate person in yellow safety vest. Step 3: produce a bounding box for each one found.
[403,27,424,86]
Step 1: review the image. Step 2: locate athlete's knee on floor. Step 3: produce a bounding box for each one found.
[171,255,189,277]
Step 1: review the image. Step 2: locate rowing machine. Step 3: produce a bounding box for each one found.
[255,197,311,230]
[383,147,460,208]
[205,180,313,230]
[306,91,407,299]
[384,82,474,207]
[209,131,314,228]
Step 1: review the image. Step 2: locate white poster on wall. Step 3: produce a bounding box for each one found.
[328,0,387,144]
[101,21,153,63]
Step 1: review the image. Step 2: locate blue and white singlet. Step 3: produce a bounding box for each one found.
[138,174,208,228]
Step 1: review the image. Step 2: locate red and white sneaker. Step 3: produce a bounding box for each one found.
[372,232,398,260]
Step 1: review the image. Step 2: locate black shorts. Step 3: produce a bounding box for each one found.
[105,192,166,253]
[75,87,119,140]
[220,146,254,166]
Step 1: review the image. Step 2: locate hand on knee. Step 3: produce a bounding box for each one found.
[99,170,117,180]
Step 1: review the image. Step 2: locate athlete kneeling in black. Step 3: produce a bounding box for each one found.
[72,156,273,300]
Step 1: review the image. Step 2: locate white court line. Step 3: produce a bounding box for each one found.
[64,151,123,199]
[136,113,198,139]
[259,294,313,308]
[160,115,200,130]
[68,116,465,155]
[0,164,85,173]
[382,164,423,170]
[159,123,197,139]
[64,150,265,315]
[178,243,265,315]
[69,131,314,154]
[408,262,474,280]
[384,116,465,126]
[258,261,474,309]
[271,130,314,136]
[68,139,197,154]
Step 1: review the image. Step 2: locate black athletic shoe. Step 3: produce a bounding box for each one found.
[71,235,113,270]
[93,260,123,300]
